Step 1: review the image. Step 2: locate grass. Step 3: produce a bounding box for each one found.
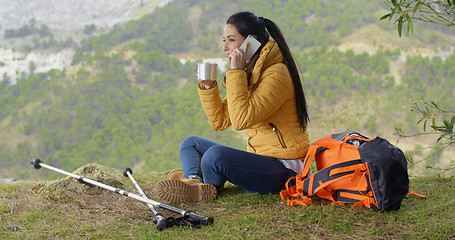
[0,166,454,239]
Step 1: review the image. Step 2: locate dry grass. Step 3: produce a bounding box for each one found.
[0,164,454,239]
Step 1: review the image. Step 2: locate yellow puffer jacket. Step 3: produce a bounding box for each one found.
[198,40,309,159]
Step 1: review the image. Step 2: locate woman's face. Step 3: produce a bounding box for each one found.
[223,24,246,64]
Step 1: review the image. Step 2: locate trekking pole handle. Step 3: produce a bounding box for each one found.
[123,167,132,177]
[32,159,43,169]
[184,211,214,225]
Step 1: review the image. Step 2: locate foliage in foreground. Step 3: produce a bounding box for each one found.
[396,102,455,175]
[382,0,455,37]
[0,170,453,239]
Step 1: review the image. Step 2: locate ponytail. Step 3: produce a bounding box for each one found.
[260,17,310,130]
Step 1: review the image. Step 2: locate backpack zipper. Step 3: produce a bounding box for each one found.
[269,123,287,149]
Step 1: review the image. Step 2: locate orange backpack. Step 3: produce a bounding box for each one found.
[280,131,425,211]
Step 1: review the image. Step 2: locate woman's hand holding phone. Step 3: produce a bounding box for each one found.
[229,35,261,70]
[230,42,248,70]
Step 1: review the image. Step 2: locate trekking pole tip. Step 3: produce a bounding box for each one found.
[153,213,169,231]
[123,167,132,177]
[31,159,42,169]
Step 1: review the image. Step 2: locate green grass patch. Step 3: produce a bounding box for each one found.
[0,172,453,239]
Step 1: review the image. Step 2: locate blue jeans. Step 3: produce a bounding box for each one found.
[180,136,297,194]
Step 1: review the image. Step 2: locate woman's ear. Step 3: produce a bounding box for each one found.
[252,35,258,40]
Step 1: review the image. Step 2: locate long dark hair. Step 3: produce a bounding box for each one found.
[226,11,309,130]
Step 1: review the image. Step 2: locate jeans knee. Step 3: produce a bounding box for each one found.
[182,135,199,145]
[180,136,199,150]
[201,145,227,171]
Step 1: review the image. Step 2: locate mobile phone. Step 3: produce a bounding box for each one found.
[239,35,261,61]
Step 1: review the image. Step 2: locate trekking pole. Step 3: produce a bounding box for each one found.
[31,159,214,227]
[122,167,170,231]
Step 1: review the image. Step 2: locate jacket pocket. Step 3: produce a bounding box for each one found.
[269,123,287,149]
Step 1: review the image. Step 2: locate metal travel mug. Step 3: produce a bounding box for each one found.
[197,63,217,81]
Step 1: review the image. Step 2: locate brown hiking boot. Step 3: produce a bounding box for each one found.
[167,169,184,180]
[154,179,217,203]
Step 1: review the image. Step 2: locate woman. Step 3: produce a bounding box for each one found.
[155,11,310,203]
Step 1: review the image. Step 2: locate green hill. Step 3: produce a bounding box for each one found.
[1,0,454,180]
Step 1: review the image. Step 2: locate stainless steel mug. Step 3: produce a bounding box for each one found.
[197,63,217,81]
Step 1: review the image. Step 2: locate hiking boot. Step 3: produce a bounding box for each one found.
[154,179,217,203]
[167,169,184,180]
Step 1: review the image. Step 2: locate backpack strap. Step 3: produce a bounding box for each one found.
[407,191,427,198]
[280,142,325,206]
[301,144,326,178]
[280,175,312,206]
[280,131,372,207]
[333,162,376,208]
[282,160,365,206]
[304,160,362,195]
[352,194,376,208]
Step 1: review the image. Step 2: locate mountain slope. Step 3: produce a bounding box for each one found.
[1,0,454,180]
[0,0,171,32]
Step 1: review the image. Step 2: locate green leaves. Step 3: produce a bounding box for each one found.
[405,13,414,35]
[431,116,455,142]
[380,13,393,20]
[381,0,455,37]
[380,0,412,37]
[413,101,455,144]
[398,15,404,37]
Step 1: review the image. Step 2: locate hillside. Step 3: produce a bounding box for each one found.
[0,0,172,83]
[0,0,454,181]
[0,0,172,35]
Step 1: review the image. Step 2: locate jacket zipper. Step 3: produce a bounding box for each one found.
[248,131,257,153]
[269,123,287,149]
